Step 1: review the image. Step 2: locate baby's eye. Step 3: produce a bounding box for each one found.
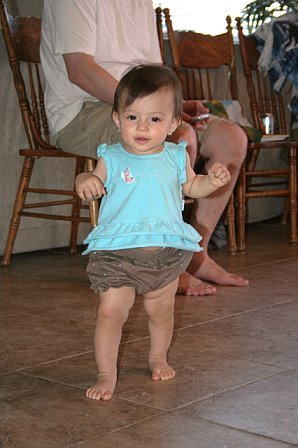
[127,115,137,121]
[151,116,161,123]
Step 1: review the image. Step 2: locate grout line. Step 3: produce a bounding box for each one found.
[65,411,168,447]
[5,350,95,373]
[234,256,298,272]
[171,366,297,412]
[171,297,297,333]
[176,413,298,447]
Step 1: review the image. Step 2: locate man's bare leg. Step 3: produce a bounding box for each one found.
[143,279,178,381]
[86,286,135,401]
[173,119,249,295]
[188,120,249,286]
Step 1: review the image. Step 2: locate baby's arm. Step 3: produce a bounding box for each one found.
[183,154,231,199]
[75,157,107,201]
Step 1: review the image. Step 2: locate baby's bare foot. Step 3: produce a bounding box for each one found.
[86,373,117,401]
[150,360,176,381]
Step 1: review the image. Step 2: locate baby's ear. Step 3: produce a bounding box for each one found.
[112,111,120,130]
[168,116,181,135]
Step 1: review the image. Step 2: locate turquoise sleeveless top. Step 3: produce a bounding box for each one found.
[83,141,203,254]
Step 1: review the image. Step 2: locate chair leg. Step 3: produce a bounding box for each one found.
[86,158,99,228]
[289,146,297,244]
[1,157,35,266]
[226,193,237,254]
[281,198,289,225]
[69,158,86,254]
[236,163,247,252]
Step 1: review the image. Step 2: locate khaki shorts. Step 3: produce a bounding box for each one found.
[56,101,122,158]
[86,247,193,295]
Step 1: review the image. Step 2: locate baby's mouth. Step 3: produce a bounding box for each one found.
[135,137,149,143]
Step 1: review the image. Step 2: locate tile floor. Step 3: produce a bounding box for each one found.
[1,220,298,447]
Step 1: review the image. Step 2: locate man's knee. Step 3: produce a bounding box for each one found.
[211,120,247,162]
[228,121,247,157]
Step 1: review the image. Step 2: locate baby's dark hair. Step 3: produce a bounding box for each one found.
[113,64,183,118]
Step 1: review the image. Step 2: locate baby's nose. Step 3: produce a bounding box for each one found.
[137,119,149,130]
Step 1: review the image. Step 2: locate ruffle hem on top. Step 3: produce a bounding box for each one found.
[83,219,202,254]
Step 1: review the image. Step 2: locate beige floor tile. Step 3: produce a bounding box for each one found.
[24,337,283,411]
[175,299,298,369]
[73,413,295,448]
[176,369,298,445]
[0,373,161,448]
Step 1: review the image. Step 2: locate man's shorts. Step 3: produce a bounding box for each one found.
[86,247,194,295]
[56,101,122,158]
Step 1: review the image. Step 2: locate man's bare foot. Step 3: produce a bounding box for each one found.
[188,254,249,288]
[150,360,176,381]
[177,271,216,296]
[86,373,117,401]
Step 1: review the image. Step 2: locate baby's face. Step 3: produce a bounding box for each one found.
[113,88,180,155]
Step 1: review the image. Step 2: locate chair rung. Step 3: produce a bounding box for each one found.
[245,169,289,177]
[25,188,76,196]
[23,200,77,209]
[246,190,290,198]
[248,181,287,188]
[20,211,90,222]
[19,149,83,158]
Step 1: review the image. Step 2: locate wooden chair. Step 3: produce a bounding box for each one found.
[235,17,297,251]
[0,1,98,266]
[155,6,165,63]
[159,7,238,253]
[162,8,237,102]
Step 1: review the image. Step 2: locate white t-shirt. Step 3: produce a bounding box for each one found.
[40,0,162,136]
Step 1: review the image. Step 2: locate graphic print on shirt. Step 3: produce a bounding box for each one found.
[121,167,135,184]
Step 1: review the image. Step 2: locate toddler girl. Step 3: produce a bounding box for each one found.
[76,64,231,401]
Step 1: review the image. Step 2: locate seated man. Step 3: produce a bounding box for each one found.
[41,0,249,295]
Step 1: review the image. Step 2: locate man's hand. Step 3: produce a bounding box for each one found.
[75,172,106,201]
[182,100,210,129]
[207,163,231,189]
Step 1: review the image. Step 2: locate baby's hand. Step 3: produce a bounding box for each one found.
[75,172,106,201]
[208,163,231,188]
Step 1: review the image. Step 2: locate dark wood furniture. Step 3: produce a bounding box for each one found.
[162,8,237,102]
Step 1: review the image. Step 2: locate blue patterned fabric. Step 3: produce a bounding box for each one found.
[254,12,298,117]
